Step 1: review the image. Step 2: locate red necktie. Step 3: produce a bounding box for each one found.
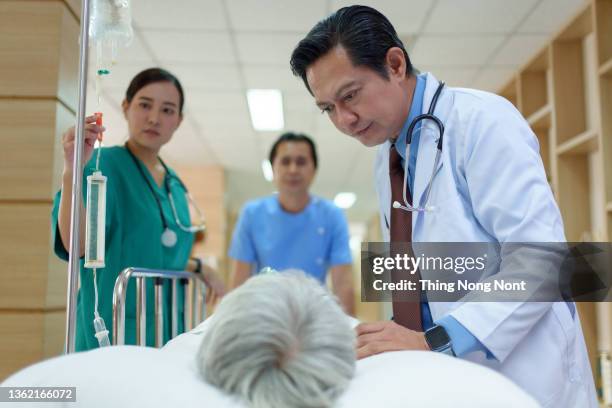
[389,144,423,331]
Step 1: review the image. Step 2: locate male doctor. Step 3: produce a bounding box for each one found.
[290,5,596,407]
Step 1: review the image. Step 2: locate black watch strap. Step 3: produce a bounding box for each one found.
[192,257,202,274]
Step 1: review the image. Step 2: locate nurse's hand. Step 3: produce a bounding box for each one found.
[201,266,226,306]
[61,115,105,174]
[355,321,429,359]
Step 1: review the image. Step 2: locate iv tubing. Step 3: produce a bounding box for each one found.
[94,269,99,312]
[95,112,103,171]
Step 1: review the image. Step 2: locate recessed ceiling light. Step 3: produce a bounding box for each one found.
[334,192,357,209]
[247,89,284,131]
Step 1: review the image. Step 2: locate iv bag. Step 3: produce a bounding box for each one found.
[85,171,107,269]
[89,0,133,74]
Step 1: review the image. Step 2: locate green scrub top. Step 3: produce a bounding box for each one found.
[51,145,194,351]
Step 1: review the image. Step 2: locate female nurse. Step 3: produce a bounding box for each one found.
[52,68,225,351]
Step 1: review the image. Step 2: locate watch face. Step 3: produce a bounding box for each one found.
[427,325,451,349]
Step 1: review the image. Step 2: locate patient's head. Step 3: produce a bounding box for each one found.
[197,271,356,408]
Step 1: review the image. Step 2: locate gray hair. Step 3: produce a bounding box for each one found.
[197,271,356,408]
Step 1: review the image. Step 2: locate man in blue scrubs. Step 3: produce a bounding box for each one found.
[229,132,355,315]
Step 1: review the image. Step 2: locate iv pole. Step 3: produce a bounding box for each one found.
[64,0,91,354]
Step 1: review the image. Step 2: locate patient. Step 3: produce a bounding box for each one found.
[197,271,356,408]
[2,270,539,407]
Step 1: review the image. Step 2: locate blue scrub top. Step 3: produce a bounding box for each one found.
[229,195,352,283]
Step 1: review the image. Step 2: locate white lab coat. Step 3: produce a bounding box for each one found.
[374,73,597,407]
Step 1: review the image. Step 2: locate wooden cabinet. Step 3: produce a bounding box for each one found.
[497,0,612,399]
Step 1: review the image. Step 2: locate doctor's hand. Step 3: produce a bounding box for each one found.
[355,321,430,360]
[61,115,105,174]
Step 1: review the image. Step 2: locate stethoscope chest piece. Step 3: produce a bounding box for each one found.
[161,228,177,248]
[125,143,205,248]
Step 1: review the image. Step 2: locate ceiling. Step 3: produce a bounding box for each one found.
[87,0,588,222]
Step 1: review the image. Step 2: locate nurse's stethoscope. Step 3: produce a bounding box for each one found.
[392,80,445,213]
[125,143,206,248]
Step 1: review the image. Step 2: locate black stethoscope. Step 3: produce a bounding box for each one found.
[125,143,206,248]
[392,80,446,213]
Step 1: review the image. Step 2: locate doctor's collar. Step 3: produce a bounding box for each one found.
[391,119,411,160]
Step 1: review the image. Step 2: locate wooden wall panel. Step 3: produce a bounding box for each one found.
[57,2,79,111]
[45,100,71,308]
[46,249,68,309]
[0,204,57,309]
[0,100,67,201]
[0,0,76,384]
[173,165,227,262]
[0,313,43,381]
[62,0,80,21]
[43,309,65,358]
[0,311,64,381]
[0,2,62,99]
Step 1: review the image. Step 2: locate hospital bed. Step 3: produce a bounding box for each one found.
[112,267,209,346]
[2,316,540,408]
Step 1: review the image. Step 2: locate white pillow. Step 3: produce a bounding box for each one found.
[165,317,538,408]
[338,351,539,408]
[1,346,243,408]
[164,323,538,408]
[3,319,538,408]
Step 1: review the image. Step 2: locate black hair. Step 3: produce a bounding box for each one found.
[125,68,185,114]
[269,132,318,169]
[290,5,413,94]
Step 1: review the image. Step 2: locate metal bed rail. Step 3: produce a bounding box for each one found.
[112,267,207,346]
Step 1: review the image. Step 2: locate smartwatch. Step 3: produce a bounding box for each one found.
[192,257,202,274]
[424,324,455,356]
